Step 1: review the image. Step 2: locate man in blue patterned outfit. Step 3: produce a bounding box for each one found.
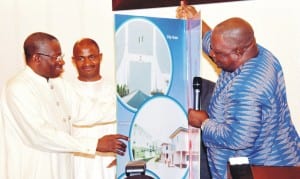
[188,17,300,178]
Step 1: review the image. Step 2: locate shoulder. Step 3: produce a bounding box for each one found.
[240,45,280,80]
[231,50,279,99]
[5,68,36,95]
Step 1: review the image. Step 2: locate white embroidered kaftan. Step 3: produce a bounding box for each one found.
[72,79,116,179]
[0,67,115,179]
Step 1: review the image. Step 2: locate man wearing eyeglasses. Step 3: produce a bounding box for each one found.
[188,18,300,179]
[71,38,118,179]
[0,32,128,179]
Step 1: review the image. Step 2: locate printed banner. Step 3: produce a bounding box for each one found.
[115,14,201,179]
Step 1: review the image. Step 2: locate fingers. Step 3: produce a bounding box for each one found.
[106,134,129,141]
[116,148,126,156]
[104,136,127,155]
[188,109,209,128]
[188,109,202,128]
[114,134,129,141]
[96,134,129,155]
[114,140,127,156]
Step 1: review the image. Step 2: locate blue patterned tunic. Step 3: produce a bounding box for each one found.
[202,31,300,179]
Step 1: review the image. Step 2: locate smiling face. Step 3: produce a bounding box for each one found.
[24,32,65,79]
[72,39,102,82]
[36,40,65,78]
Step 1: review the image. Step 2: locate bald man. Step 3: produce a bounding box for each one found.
[188,18,300,178]
[72,38,121,179]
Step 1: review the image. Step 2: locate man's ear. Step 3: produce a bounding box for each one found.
[71,56,76,66]
[233,48,245,60]
[99,53,103,62]
[32,54,41,64]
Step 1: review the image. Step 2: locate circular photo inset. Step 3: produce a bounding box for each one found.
[115,18,172,111]
[129,96,188,179]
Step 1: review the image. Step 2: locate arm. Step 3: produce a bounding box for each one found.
[202,95,263,150]
[202,20,211,39]
[3,83,98,154]
[4,82,129,156]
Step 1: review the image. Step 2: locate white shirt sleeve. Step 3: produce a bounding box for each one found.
[2,76,98,155]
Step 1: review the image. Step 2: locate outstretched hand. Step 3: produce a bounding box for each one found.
[176,0,198,19]
[188,109,209,128]
[96,134,129,156]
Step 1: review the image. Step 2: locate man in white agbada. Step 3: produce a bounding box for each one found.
[0,32,128,179]
[71,38,118,179]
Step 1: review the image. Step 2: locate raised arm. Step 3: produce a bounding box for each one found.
[202,20,211,39]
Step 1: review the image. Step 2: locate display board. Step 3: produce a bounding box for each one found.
[115,14,201,179]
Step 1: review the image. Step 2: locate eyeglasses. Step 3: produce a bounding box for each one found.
[36,52,64,62]
[210,39,255,59]
[209,45,234,59]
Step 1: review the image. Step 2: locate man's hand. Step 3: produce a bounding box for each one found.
[188,109,209,128]
[176,0,198,19]
[96,134,129,156]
